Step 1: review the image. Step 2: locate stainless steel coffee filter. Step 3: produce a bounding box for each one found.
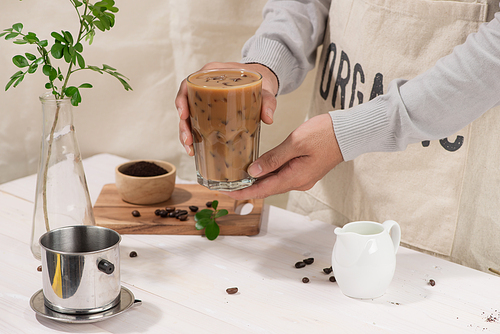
[39,225,121,314]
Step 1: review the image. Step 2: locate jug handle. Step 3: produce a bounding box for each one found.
[382,220,401,254]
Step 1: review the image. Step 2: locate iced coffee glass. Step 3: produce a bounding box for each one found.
[186,68,262,191]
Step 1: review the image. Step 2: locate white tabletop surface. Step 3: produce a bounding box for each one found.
[1,153,499,334]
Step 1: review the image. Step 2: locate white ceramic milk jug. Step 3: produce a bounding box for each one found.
[332,220,401,299]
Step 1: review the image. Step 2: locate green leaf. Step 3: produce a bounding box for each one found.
[28,63,38,74]
[79,83,93,88]
[94,20,105,32]
[106,13,116,28]
[39,39,48,47]
[0,32,8,38]
[24,32,39,43]
[13,39,27,45]
[212,200,219,210]
[82,15,93,23]
[195,217,212,230]
[12,23,23,33]
[45,82,52,89]
[12,55,28,68]
[76,53,85,68]
[88,65,103,73]
[118,77,133,91]
[214,209,229,219]
[195,209,214,221]
[42,65,52,76]
[65,86,78,97]
[35,57,45,65]
[25,53,36,61]
[70,89,82,106]
[51,43,64,59]
[49,68,58,81]
[51,31,66,43]
[13,75,24,88]
[102,64,116,71]
[74,42,83,52]
[205,222,220,240]
[72,0,83,7]
[5,32,19,40]
[10,70,23,79]
[62,30,73,44]
[63,45,71,63]
[5,77,18,91]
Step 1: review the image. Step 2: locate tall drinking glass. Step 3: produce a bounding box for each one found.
[187,69,262,191]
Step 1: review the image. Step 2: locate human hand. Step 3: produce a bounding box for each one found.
[223,113,344,200]
[175,62,279,156]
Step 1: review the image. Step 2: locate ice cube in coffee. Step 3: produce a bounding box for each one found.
[186,69,262,191]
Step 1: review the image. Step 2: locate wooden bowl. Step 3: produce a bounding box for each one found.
[115,160,176,205]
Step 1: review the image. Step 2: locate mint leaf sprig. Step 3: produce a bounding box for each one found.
[194,200,229,240]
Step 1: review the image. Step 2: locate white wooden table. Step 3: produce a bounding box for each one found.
[1,153,499,333]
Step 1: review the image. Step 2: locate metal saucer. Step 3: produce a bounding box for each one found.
[30,286,141,324]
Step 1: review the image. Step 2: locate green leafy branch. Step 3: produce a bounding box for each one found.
[194,200,229,240]
[1,0,132,106]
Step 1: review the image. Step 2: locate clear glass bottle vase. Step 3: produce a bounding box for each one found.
[30,92,95,260]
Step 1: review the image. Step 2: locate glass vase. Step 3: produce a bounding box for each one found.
[30,92,95,260]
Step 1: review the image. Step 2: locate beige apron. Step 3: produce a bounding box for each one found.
[288,0,500,273]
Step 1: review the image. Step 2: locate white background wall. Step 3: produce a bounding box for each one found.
[0,1,316,207]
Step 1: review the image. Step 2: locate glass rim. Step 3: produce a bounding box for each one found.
[186,68,263,88]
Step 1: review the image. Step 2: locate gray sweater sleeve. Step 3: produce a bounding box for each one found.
[242,2,500,162]
[332,12,500,161]
[241,0,330,95]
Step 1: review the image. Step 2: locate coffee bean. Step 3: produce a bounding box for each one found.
[329,276,336,282]
[129,251,138,258]
[168,211,177,218]
[37,265,42,272]
[176,210,188,216]
[429,279,436,286]
[131,210,141,217]
[303,257,314,265]
[226,287,238,294]
[159,210,168,218]
[178,214,188,221]
[154,209,161,216]
[302,277,310,283]
[165,207,175,213]
[206,201,213,208]
[295,261,306,269]
[189,205,199,212]
[323,266,333,274]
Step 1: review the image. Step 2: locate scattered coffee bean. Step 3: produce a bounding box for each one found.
[165,207,175,213]
[226,287,238,294]
[178,214,188,221]
[176,210,188,217]
[129,251,138,258]
[429,279,436,286]
[303,257,314,265]
[329,276,336,282]
[154,209,161,216]
[302,277,310,283]
[159,210,168,218]
[37,265,42,272]
[206,201,213,208]
[131,210,141,217]
[168,211,177,218]
[295,261,306,269]
[323,266,333,274]
[189,205,199,212]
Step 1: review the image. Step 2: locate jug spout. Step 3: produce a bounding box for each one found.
[334,227,367,267]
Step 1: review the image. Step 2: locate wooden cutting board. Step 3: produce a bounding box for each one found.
[94,183,263,236]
